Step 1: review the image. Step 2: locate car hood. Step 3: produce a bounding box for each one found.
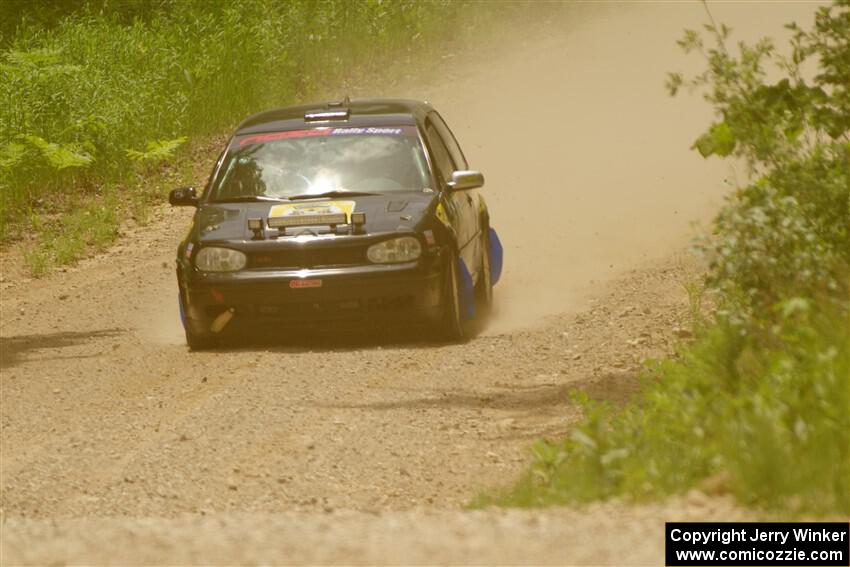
[195,192,435,242]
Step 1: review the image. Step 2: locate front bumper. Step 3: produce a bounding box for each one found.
[180,259,444,335]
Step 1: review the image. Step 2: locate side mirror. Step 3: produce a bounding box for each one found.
[169,186,198,207]
[446,170,484,192]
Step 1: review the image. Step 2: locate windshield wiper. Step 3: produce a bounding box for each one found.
[288,190,379,201]
[211,195,289,203]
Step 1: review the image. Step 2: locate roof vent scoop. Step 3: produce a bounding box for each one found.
[304,96,351,122]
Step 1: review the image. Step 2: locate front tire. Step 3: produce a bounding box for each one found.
[437,248,465,342]
[475,229,494,319]
[180,292,217,350]
[186,328,217,351]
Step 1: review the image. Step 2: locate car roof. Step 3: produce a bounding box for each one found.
[234,98,434,135]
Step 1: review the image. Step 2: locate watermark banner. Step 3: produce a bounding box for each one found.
[666,522,849,566]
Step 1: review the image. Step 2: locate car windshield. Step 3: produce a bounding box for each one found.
[209,126,431,201]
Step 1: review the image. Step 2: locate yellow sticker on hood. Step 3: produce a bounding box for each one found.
[269,200,356,221]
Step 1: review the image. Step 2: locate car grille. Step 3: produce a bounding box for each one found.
[249,247,365,269]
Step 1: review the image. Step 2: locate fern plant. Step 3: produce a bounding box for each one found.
[23,135,94,170]
[125,136,188,163]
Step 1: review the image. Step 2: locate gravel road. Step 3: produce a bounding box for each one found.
[0,3,818,565]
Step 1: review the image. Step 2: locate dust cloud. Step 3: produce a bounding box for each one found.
[141,292,187,345]
[141,3,822,341]
[408,2,820,333]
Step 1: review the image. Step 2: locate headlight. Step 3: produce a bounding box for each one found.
[367,236,422,264]
[195,247,246,272]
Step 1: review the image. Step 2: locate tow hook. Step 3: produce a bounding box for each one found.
[210,308,235,333]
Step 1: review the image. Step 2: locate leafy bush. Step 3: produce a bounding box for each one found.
[702,183,845,325]
[0,0,493,248]
[484,1,850,515]
[479,301,849,515]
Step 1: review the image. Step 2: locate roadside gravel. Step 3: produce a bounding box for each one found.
[0,3,820,564]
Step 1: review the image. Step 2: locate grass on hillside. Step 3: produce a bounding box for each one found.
[1,0,538,275]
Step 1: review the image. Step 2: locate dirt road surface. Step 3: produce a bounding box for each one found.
[0,3,817,565]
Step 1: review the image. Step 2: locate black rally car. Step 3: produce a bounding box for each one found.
[169,98,502,349]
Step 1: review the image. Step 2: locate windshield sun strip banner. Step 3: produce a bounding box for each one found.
[237,126,418,147]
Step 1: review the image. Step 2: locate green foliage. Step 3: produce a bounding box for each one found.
[0,142,26,169]
[479,303,849,515]
[693,122,736,157]
[667,1,849,170]
[23,191,119,276]
[24,135,94,169]
[682,0,850,324]
[701,183,845,324]
[1,0,503,256]
[126,137,187,163]
[486,1,850,515]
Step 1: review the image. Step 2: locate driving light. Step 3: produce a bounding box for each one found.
[351,212,366,234]
[248,217,264,240]
[195,247,247,272]
[367,236,422,264]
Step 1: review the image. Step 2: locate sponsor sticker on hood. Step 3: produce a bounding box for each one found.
[269,200,356,222]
